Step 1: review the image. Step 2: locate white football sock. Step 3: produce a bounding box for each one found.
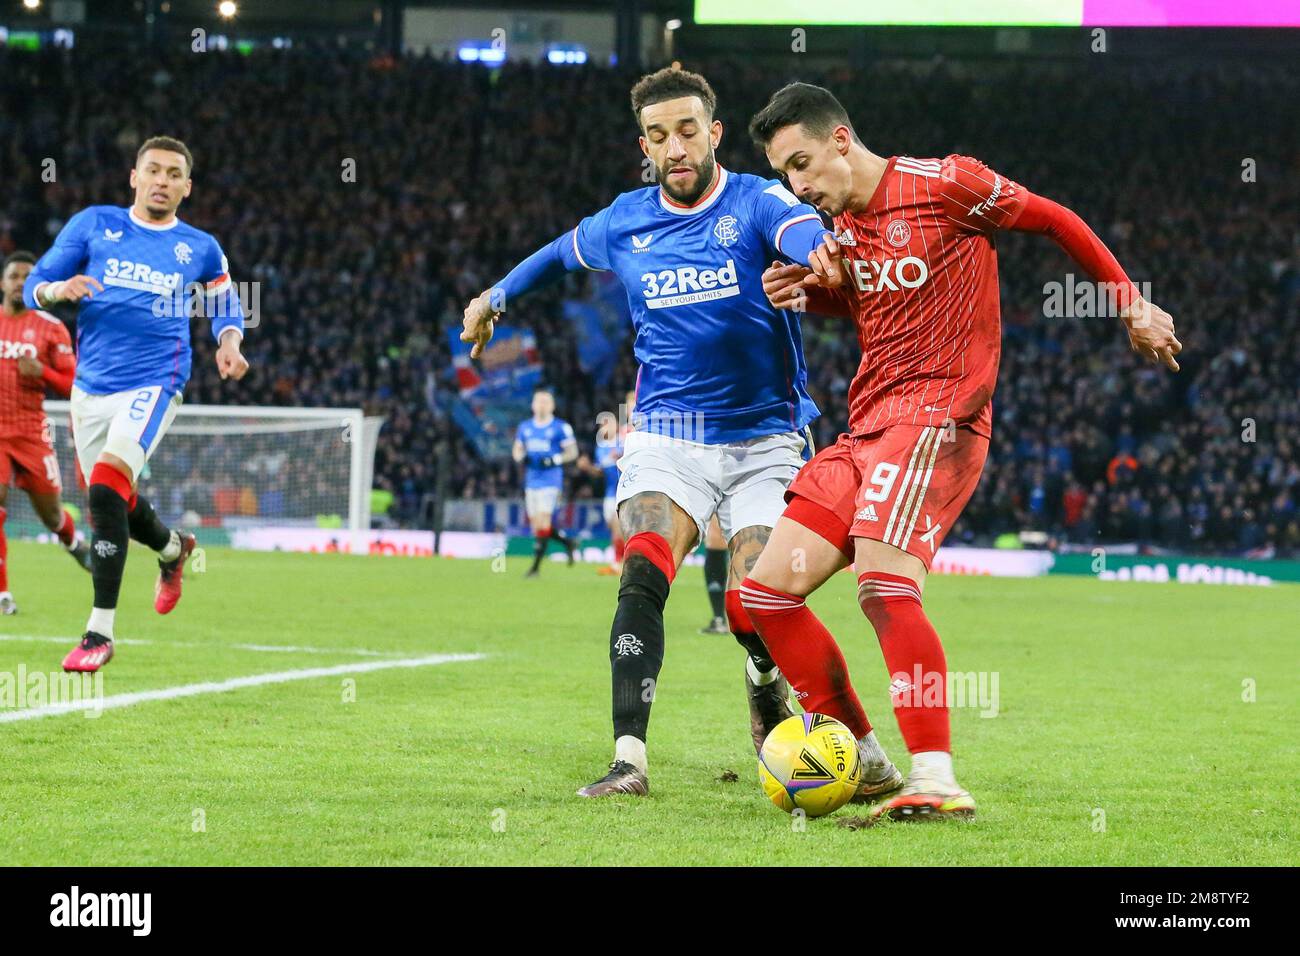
[614,735,647,773]
[86,607,115,641]
[159,530,182,562]
[746,657,779,686]
[857,730,888,768]
[911,750,955,784]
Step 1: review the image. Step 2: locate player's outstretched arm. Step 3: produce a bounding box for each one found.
[1011,192,1181,372]
[462,215,611,359]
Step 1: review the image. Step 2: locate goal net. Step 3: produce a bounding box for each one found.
[4,402,383,549]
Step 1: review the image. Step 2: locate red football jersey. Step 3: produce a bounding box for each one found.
[0,306,75,439]
[830,154,1027,439]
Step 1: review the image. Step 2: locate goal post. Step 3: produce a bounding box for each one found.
[19,401,385,551]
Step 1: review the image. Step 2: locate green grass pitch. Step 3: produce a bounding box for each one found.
[0,540,1295,866]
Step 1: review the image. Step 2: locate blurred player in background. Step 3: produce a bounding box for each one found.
[463,68,903,801]
[25,136,249,671]
[0,250,93,613]
[742,83,1181,820]
[578,388,633,576]
[514,387,578,577]
[699,516,728,634]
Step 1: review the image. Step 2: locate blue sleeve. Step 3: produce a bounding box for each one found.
[200,236,244,342]
[752,181,832,265]
[492,203,615,305]
[23,208,94,309]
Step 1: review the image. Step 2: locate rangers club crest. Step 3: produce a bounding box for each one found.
[713,215,739,247]
[885,218,912,248]
[174,241,193,264]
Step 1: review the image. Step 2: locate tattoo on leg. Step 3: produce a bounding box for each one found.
[618,492,675,539]
[728,525,771,588]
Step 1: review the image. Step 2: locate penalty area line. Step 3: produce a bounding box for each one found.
[0,652,486,723]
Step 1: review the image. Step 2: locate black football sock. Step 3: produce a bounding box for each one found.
[529,533,548,572]
[732,627,777,675]
[88,483,130,613]
[127,494,172,552]
[704,547,727,619]
[549,530,574,550]
[610,553,669,742]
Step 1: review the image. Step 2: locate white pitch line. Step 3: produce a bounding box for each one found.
[0,652,485,723]
[0,634,408,657]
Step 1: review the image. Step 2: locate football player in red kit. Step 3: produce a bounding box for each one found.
[0,251,92,614]
[740,83,1181,820]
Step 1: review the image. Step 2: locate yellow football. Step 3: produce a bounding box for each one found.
[758,713,861,817]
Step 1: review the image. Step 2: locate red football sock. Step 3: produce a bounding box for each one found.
[739,577,871,738]
[612,533,625,563]
[857,572,950,754]
[0,506,8,592]
[624,531,676,584]
[55,509,77,548]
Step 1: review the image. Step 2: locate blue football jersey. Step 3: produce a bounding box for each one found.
[569,166,822,444]
[24,205,244,395]
[517,417,575,489]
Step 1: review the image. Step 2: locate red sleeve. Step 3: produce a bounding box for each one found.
[1010,192,1140,313]
[939,155,1028,234]
[41,320,76,397]
[41,364,75,398]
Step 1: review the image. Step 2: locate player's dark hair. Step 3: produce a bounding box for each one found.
[748,82,858,148]
[630,67,717,127]
[137,135,194,176]
[2,250,36,271]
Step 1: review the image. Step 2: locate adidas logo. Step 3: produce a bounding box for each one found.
[854,504,879,522]
[834,228,857,247]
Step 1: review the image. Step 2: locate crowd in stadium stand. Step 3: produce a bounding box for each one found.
[0,44,1295,554]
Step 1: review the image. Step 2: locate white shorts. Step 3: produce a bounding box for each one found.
[524,486,562,519]
[614,428,812,544]
[70,384,182,484]
[602,495,618,526]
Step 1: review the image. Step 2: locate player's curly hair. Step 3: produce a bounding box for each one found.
[137,135,194,176]
[630,67,717,126]
[748,82,858,148]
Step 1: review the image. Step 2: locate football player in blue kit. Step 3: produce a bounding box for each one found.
[461,69,902,799]
[514,388,578,576]
[25,136,249,672]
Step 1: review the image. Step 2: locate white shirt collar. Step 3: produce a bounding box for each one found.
[658,164,729,216]
[129,207,180,231]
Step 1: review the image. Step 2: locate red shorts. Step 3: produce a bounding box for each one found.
[785,423,989,569]
[0,432,62,496]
